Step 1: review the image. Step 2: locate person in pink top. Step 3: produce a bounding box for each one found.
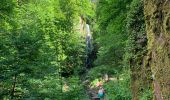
[96,79,103,87]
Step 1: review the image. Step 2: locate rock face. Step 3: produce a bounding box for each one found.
[144,0,170,99]
[127,0,153,99]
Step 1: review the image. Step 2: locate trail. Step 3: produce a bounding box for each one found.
[82,78,100,100]
[87,88,99,100]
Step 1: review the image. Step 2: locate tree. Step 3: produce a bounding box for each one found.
[0,0,93,99]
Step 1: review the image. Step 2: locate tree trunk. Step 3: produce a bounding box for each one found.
[144,0,170,99]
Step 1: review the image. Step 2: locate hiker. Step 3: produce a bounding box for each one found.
[96,79,103,87]
[104,74,109,82]
[98,87,105,100]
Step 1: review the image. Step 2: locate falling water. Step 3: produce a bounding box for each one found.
[85,24,93,68]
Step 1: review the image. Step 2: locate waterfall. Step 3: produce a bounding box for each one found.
[85,24,93,68]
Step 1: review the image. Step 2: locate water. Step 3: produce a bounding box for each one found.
[85,24,93,68]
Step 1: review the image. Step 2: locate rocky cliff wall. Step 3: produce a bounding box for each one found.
[144,0,170,99]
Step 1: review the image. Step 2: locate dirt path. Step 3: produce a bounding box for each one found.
[86,86,100,100]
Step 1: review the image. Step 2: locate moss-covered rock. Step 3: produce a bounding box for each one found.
[144,0,170,99]
[126,0,153,99]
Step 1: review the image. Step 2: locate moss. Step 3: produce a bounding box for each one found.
[165,17,170,34]
[126,0,154,99]
[144,0,170,99]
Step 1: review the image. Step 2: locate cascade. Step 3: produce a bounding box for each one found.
[85,24,93,68]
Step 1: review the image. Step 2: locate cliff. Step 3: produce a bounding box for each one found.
[144,0,170,99]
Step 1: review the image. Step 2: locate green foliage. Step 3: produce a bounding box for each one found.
[125,0,146,63]
[94,0,132,72]
[104,70,131,100]
[86,67,131,100]
[0,0,93,99]
[1,0,155,99]
[90,0,151,99]
[139,89,152,100]
[0,0,15,19]
[87,65,117,80]
[92,1,133,99]
[125,0,153,99]
[62,76,89,100]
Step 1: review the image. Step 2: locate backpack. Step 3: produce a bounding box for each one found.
[98,89,104,98]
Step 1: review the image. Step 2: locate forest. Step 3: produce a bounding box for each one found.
[0,0,170,100]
